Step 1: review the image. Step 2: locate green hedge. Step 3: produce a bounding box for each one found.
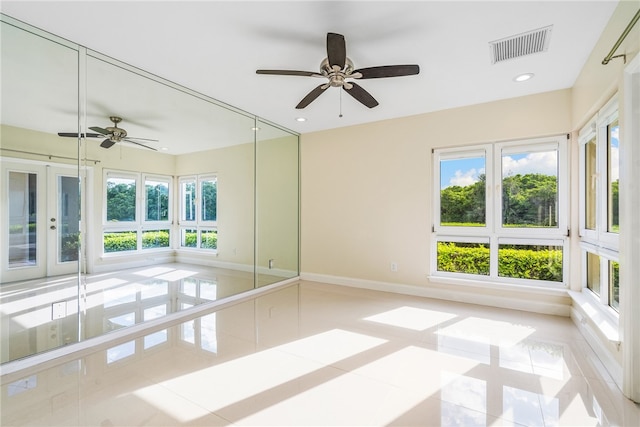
[104,230,217,252]
[437,242,490,275]
[104,232,137,252]
[437,242,562,282]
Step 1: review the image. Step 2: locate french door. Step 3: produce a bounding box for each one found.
[1,159,80,283]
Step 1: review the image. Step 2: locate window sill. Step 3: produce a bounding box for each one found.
[568,290,620,344]
[428,274,568,296]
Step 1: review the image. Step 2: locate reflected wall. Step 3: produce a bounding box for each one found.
[0,15,299,364]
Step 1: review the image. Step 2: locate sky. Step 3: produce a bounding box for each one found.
[440,150,558,189]
[440,127,619,189]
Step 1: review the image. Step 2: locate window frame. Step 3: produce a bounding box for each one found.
[432,135,568,288]
[102,169,173,255]
[178,174,218,252]
[578,96,620,313]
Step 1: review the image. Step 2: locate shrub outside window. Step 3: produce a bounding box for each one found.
[433,136,567,286]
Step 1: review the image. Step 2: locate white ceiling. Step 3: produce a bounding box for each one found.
[0,1,619,138]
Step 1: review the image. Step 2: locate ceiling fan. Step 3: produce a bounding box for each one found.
[58,116,158,151]
[256,32,420,109]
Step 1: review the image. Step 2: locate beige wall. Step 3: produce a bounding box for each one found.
[301,89,572,287]
[176,143,255,268]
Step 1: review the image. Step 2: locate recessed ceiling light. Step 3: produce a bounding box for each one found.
[251,127,261,131]
[295,117,306,122]
[160,147,169,151]
[514,73,534,82]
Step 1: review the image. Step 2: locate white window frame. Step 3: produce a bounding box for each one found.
[432,135,568,287]
[578,96,620,312]
[178,174,218,252]
[103,169,173,255]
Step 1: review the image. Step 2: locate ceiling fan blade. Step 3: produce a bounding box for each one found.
[100,139,116,149]
[327,32,346,69]
[58,132,102,138]
[124,139,158,151]
[343,82,379,108]
[256,70,324,77]
[353,65,420,79]
[296,84,329,109]
[125,136,159,142]
[89,126,110,135]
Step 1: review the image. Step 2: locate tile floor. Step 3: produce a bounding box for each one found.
[1,263,285,363]
[1,281,639,426]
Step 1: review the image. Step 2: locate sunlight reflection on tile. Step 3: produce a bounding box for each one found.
[133,266,177,277]
[274,328,387,365]
[502,385,546,426]
[2,281,639,427]
[156,269,198,281]
[437,317,535,347]
[364,306,457,331]
[441,371,487,414]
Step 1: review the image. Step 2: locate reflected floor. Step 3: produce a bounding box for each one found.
[0,263,284,364]
[2,281,638,426]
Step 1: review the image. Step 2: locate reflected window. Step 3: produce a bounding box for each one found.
[144,330,167,349]
[106,175,136,222]
[145,178,169,221]
[103,171,172,254]
[107,340,135,364]
[8,172,37,267]
[7,375,37,397]
[201,313,218,353]
[144,304,167,321]
[179,175,218,252]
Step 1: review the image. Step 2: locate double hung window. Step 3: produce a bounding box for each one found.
[179,175,217,251]
[433,136,567,286]
[103,171,172,254]
[578,97,620,312]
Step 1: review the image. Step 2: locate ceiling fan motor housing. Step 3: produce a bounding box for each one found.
[320,57,356,88]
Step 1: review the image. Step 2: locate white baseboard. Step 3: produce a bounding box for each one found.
[300,272,571,316]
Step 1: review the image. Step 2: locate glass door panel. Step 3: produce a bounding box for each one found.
[48,168,79,276]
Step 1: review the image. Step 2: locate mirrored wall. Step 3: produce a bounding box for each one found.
[0,15,299,364]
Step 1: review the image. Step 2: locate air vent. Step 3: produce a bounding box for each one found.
[489,25,553,64]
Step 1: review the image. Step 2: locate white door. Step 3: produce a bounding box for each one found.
[1,160,79,283]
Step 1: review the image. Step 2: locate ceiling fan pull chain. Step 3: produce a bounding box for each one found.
[339,88,343,118]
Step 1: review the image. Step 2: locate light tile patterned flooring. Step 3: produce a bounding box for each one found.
[1,281,639,426]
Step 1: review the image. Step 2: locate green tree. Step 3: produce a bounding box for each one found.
[107,182,136,221]
[146,183,169,221]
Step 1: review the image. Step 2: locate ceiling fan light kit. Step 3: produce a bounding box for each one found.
[257,32,419,110]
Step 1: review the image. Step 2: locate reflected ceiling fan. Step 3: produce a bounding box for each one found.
[256,32,420,109]
[58,116,158,151]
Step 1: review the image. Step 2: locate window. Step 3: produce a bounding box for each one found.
[433,136,567,286]
[179,175,217,251]
[103,171,172,254]
[578,97,620,312]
